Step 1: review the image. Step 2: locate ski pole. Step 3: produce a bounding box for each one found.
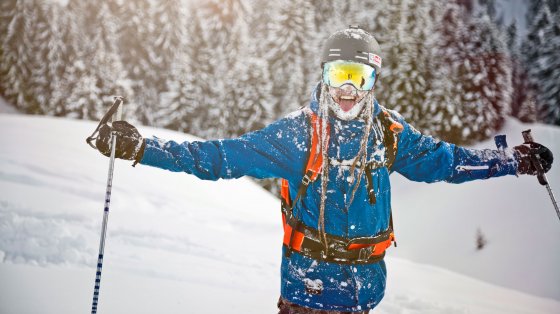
[521,129,560,221]
[89,96,125,314]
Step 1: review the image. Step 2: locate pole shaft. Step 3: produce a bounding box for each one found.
[91,98,123,314]
[545,183,560,220]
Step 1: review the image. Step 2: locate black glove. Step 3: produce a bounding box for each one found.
[513,142,553,175]
[95,121,146,165]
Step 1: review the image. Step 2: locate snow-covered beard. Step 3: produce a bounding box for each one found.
[326,86,372,121]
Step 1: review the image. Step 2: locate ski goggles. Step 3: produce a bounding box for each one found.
[322,60,377,91]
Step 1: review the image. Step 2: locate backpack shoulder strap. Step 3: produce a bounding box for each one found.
[281,110,329,210]
[377,107,404,171]
[281,110,330,256]
[372,106,403,246]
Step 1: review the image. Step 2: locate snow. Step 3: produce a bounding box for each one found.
[1,114,559,313]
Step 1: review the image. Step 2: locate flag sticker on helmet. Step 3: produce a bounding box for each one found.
[369,53,382,68]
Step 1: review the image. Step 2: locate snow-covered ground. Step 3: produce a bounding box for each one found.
[0,114,559,313]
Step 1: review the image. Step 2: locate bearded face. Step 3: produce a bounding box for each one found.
[325,84,371,121]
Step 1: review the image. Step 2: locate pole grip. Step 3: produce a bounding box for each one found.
[112,96,124,123]
[521,129,548,185]
[86,96,125,149]
[522,129,534,143]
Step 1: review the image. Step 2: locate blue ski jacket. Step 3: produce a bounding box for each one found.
[139,85,518,312]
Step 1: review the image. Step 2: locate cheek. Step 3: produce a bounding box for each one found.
[356,91,368,102]
[328,88,339,100]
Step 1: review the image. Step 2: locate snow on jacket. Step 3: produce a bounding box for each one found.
[140,85,518,311]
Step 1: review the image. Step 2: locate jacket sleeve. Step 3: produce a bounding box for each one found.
[138,112,308,181]
[390,112,519,184]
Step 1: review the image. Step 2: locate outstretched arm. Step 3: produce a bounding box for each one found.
[390,112,518,184]
[139,112,308,181]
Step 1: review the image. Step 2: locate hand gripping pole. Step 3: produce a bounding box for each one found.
[521,129,559,222]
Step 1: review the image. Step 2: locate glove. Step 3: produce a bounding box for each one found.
[513,142,553,175]
[95,121,145,165]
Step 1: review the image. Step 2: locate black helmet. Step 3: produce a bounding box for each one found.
[321,26,382,75]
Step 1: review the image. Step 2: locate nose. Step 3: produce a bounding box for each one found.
[340,83,358,94]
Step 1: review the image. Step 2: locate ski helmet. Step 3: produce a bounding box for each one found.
[321,26,383,79]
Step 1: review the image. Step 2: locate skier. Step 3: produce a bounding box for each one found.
[90,26,553,313]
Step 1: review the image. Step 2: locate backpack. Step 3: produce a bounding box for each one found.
[280,108,403,264]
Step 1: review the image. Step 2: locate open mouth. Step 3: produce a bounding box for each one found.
[338,95,357,112]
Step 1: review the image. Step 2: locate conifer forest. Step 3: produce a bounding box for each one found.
[1,0,559,146]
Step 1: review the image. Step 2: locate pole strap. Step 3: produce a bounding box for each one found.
[86,96,125,149]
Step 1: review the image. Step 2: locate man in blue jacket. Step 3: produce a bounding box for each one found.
[92,26,553,313]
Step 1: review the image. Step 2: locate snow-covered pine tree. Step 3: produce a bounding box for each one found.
[528,0,560,17]
[0,0,15,99]
[184,0,254,139]
[522,4,560,125]
[537,10,560,125]
[149,0,185,95]
[430,4,512,144]
[377,0,436,131]
[21,0,51,114]
[222,56,272,137]
[0,0,42,112]
[64,0,132,120]
[221,1,274,137]
[157,4,202,135]
[264,0,315,117]
[342,0,387,38]
[308,0,338,32]
[56,0,95,117]
[507,21,537,122]
[115,0,154,124]
[307,0,346,65]
[26,1,72,115]
[48,3,75,117]
[456,0,475,13]
[423,3,466,143]
[478,0,499,23]
[369,0,400,109]
[464,12,512,134]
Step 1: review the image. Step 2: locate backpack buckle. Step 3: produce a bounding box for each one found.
[357,245,375,262]
[301,174,312,186]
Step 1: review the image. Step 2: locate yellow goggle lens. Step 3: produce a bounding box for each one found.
[323,61,376,91]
